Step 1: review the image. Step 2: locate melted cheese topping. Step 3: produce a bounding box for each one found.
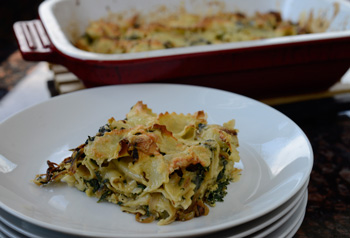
[75,11,311,54]
[34,101,241,225]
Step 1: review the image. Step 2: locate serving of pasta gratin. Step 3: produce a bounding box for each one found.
[34,101,241,225]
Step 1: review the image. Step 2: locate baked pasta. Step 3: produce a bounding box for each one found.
[34,101,241,225]
[75,11,311,54]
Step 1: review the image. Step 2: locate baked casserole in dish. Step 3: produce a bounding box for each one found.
[13,0,350,98]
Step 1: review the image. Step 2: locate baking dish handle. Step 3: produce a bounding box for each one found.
[13,20,59,62]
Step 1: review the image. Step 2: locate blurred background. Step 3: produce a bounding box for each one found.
[0,0,43,61]
[0,0,43,99]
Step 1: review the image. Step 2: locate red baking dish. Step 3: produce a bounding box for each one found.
[13,0,350,99]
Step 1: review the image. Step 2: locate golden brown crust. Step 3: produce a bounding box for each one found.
[75,10,312,54]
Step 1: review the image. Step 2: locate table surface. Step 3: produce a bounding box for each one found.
[0,51,349,237]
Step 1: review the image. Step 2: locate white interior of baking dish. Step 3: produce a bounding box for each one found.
[39,0,350,61]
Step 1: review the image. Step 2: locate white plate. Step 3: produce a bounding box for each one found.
[248,188,307,238]
[0,220,25,238]
[207,178,309,238]
[268,191,307,238]
[286,208,307,238]
[0,84,313,237]
[0,208,78,238]
[0,178,309,238]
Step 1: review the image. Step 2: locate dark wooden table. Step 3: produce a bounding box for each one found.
[275,97,350,237]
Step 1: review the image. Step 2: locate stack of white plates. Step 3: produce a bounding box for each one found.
[0,84,313,238]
